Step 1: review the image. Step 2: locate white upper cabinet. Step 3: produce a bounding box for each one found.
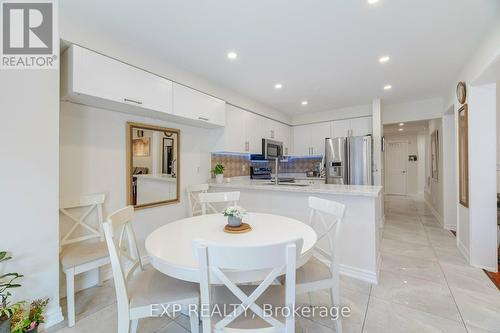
[349,116,372,136]
[61,45,226,128]
[331,119,351,138]
[331,116,372,138]
[172,83,225,127]
[292,125,312,156]
[61,45,173,116]
[310,122,331,156]
[214,105,290,154]
[292,122,330,156]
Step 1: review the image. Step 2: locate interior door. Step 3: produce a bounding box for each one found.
[385,141,408,195]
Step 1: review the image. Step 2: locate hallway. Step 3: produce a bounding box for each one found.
[377,196,500,332]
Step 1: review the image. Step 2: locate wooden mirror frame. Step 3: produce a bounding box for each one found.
[458,104,469,207]
[126,122,180,209]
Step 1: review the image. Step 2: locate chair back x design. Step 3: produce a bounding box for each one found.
[194,238,303,333]
[103,206,144,312]
[59,193,106,249]
[186,184,209,217]
[308,196,345,269]
[198,191,240,215]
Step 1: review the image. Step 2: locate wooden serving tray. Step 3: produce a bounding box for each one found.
[223,223,252,234]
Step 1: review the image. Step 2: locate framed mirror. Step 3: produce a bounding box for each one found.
[127,122,180,209]
[458,105,469,207]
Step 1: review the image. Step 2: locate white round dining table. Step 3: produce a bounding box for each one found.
[145,212,317,283]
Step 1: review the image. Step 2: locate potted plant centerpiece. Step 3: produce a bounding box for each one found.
[213,163,225,184]
[223,206,246,228]
[11,299,49,333]
[0,251,24,333]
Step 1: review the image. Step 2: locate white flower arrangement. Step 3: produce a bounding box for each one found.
[223,205,247,220]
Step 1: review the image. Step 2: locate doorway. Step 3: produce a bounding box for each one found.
[385,141,408,195]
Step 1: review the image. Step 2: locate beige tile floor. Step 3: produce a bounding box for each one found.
[50,196,500,332]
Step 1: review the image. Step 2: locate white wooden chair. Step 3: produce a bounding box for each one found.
[295,196,345,333]
[59,193,110,327]
[198,191,240,215]
[103,206,200,333]
[186,184,209,217]
[194,238,303,333]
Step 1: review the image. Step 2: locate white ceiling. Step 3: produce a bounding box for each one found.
[60,0,500,115]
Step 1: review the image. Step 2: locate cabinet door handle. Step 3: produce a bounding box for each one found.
[198,116,209,121]
[124,98,142,105]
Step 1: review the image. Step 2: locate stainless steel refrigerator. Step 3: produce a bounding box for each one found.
[325,136,373,185]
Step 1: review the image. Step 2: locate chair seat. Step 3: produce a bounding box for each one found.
[210,285,287,330]
[61,241,109,269]
[296,256,332,284]
[129,267,199,309]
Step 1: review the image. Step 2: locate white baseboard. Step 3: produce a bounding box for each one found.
[43,306,64,329]
[314,256,378,284]
[424,199,443,226]
[339,264,378,284]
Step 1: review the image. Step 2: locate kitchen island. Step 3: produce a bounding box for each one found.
[209,178,384,283]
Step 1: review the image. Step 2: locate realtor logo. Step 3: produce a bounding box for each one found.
[1,0,58,69]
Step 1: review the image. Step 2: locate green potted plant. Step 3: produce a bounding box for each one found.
[11,299,49,333]
[0,251,24,333]
[213,163,225,184]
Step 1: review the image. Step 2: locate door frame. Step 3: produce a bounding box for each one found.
[384,140,409,195]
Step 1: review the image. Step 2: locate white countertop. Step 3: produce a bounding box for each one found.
[209,179,382,197]
[134,174,177,182]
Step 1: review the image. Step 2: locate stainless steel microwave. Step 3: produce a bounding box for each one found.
[262,139,283,159]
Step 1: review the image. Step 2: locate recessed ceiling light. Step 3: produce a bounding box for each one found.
[384,85,392,90]
[379,56,390,63]
[399,123,404,126]
[398,128,404,132]
[301,100,308,106]
[226,51,238,60]
[274,83,283,89]
[368,0,379,4]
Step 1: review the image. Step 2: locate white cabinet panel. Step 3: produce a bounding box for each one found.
[331,117,372,138]
[172,83,225,127]
[331,119,351,138]
[310,122,331,156]
[350,116,372,136]
[62,45,173,115]
[222,105,248,153]
[246,112,266,154]
[292,125,312,156]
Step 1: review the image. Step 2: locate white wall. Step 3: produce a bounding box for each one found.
[0,71,62,326]
[442,111,457,230]
[468,83,497,271]
[424,118,444,222]
[382,98,444,124]
[60,102,214,253]
[447,21,500,268]
[372,99,383,187]
[497,82,500,192]
[417,133,426,196]
[291,104,372,125]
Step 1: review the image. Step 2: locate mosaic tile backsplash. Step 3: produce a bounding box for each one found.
[211,153,323,178]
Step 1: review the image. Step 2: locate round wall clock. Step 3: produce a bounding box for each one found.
[456,81,466,104]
